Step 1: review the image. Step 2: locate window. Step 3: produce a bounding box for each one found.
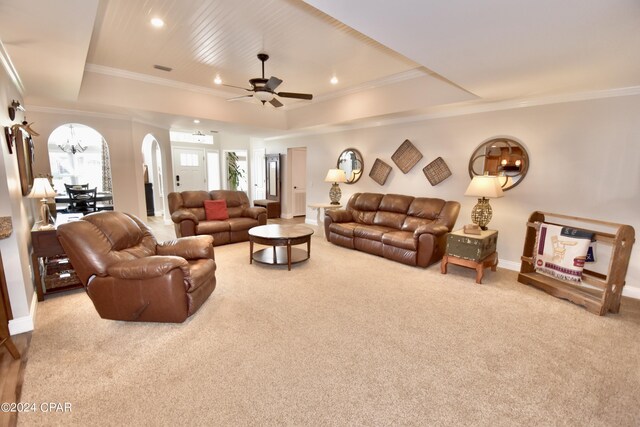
[180,153,199,167]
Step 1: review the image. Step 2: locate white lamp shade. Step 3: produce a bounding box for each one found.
[324,168,347,183]
[465,175,504,198]
[28,178,57,199]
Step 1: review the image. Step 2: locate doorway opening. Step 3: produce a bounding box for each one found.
[224,150,248,192]
[48,123,113,211]
[142,134,165,217]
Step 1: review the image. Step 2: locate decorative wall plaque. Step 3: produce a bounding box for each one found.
[369,158,392,185]
[423,157,452,186]
[391,139,422,173]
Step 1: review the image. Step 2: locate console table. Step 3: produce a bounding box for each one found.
[31,214,84,301]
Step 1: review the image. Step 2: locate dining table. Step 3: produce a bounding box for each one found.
[54,192,113,204]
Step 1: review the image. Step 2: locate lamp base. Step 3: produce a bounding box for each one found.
[470,197,492,230]
[39,200,54,226]
[329,183,341,205]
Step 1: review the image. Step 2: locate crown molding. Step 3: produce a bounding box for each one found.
[0,40,25,95]
[85,63,432,110]
[85,63,237,98]
[286,68,431,109]
[28,105,130,121]
[266,85,640,141]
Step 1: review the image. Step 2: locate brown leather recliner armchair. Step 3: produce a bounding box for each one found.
[56,211,216,323]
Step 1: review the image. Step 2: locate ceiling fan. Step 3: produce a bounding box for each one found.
[223,53,313,108]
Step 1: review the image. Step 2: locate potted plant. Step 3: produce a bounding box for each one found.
[227,152,245,191]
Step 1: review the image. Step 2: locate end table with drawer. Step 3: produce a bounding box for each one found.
[441,229,498,284]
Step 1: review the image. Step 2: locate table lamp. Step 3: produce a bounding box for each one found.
[324,168,347,205]
[28,177,57,226]
[464,175,504,230]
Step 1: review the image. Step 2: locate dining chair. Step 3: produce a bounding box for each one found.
[67,187,98,213]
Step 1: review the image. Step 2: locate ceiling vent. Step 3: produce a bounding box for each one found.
[153,64,172,72]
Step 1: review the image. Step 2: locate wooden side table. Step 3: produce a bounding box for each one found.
[31,214,84,301]
[441,229,498,284]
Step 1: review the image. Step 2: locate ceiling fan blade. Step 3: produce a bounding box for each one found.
[221,83,252,91]
[277,92,313,100]
[265,76,283,92]
[269,98,283,108]
[227,95,254,102]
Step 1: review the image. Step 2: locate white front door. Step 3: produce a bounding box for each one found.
[252,148,266,201]
[289,147,307,216]
[172,147,206,191]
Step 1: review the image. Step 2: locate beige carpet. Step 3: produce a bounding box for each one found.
[19,234,640,426]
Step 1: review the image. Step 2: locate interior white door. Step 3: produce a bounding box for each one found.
[289,147,307,216]
[252,148,266,201]
[172,147,206,191]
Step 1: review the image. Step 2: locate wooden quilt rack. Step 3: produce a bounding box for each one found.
[518,211,635,316]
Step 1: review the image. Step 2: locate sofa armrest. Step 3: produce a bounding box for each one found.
[414,223,450,238]
[243,206,267,220]
[326,209,353,223]
[171,209,199,225]
[106,256,189,280]
[157,236,215,260]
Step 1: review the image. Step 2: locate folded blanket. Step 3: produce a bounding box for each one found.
[534,223,593,282]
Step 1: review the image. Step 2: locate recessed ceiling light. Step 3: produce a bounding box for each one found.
[330,76,338,85]
[214,75,222,85]
[150,18,165,28]
[193,119,200,124]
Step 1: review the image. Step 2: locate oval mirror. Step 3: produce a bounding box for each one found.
[468,137,529,191]
[337,148,364,184]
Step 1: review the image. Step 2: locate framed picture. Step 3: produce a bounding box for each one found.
[14,127,35,196]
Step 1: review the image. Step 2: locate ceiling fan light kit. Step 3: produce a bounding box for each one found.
[224,53,313,108]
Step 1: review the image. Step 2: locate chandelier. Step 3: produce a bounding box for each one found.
[58,124,87,154]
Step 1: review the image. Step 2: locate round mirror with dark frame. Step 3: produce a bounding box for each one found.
[337,148,363,184]
[468,137,529,191]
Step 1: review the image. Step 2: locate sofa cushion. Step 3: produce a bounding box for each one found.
[401,217,432,232]
[407,198,446,220]
[227,217,258,231]
[329,222,358,238]
[382,230,417,251]
[354,224,395,241]
[373,211,407,229]
[379,194,414,213]
[352,193,383,211]
[197,221,230,235]
[204,200,229,220]
[181,191,211,208]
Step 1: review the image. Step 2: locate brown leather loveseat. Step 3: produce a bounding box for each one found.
[57,211,216,323]
[325,193,460,267]
[168,190,267,246]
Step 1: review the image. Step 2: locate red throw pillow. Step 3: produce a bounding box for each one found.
[203,200,229,221]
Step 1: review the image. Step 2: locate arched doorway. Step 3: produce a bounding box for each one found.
[47,123,113,211]
[142,134,165,217]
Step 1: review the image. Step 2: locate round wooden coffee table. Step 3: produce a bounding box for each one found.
[249,224,314,271]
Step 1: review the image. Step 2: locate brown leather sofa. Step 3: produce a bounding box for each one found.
[325,193,460,267]
[168,190,267,245]
[57,211,216,323]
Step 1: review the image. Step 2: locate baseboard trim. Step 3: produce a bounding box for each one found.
[8,292,37,335]
[281,213,294,219]
[498,258,639,300]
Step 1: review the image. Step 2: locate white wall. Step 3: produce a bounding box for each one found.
[0,57,36,328]
[267,94,640,296]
